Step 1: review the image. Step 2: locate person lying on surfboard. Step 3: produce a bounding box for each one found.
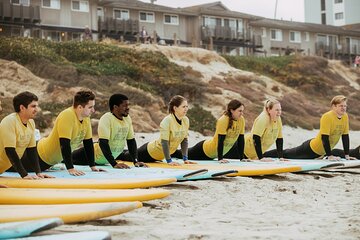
[173,99,246,163]
[119,95,194,166]
[72,93,147,168]
[1,92,53,179]
[35,90,105,176]
[264,95,356,160]
[225,99,285,162]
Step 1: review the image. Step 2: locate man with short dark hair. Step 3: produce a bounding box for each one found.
[36,90,104,176]
[0,91,52,179]
[73,93,147,168]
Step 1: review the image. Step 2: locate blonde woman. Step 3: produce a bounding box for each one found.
[225,99,284,161]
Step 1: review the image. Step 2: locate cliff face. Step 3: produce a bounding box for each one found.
[1,41,360,135]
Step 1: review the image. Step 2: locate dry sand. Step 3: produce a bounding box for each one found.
[48,126,360,240]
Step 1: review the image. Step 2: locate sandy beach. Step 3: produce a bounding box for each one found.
[43,126,360,240]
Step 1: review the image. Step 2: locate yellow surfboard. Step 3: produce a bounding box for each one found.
[0,202,142,223]
[0,176,176,189]
[0,188,170,204]
[117,161,301,176]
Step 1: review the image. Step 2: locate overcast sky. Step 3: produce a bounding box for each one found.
[140,0,305,22]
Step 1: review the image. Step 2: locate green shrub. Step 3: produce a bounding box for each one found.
[187,105,216,134]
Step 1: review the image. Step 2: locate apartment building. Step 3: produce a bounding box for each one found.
[0,0,98,41]
[305,0,360,26]
[250,18,360,57]
[0,0,359,59]
[181,2,262,55]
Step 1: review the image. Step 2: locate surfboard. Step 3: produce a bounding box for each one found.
[115,160,301,176]
[0,176,176,189]
[0,188,170,204]
[198,159,344,172]
[0,202,142,223]
[50,166,209,181]
[6,164,233,181]
[0,218,63,239]
[14,231,111,240]
[286,159,360,169]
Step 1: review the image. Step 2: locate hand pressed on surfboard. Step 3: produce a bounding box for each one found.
[113,163,130,169]
[23,174,41,180]
[134,162,148,168]
[322,155,341,161]
[345,155,357,160]
[218,159,229,164]
[184,160,197,164]
[90,166,107,172]
[68,168,85,176]
[37,173,55,178]
[259,157,274,162]
[168,161,181,166]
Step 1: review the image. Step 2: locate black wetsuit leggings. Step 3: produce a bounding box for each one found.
[223,143,249,159]
[7,153,52,172]
[331,146,360,159]
[118,143,159,163]
[176,140,212,160]
[263,139,320,159]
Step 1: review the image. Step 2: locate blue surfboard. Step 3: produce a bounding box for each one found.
[2,165,232,181]
[13,231,111,240]
[0,218,63,239]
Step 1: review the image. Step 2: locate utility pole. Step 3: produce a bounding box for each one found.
[274,0,278,19]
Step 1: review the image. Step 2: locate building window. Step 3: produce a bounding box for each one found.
[289,31,301,43]
[305,32,310,42]
[164,14,179,25]
[237,19,243,33]
[139,12,154,23]
[97,7,104,21]
[335,12,344,20]
[72,32,81,41]
[224,18,236,30]
[261,27,266,37]
[42,0,60,9]
[270,29,282,41]
[114,9,129,20]
[321,13,326,24]
[334,0,343,3]
[71,0,89,12]
[203,16,216,27]
[321,0,326,11]
[11,0,30,6]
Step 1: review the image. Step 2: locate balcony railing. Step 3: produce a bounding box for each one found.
[315,41,360,56]
[0,1,40,23]
[98,17,139,34]
[201,25,251,41]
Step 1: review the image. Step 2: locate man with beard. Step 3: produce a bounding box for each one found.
[72,93,147,168]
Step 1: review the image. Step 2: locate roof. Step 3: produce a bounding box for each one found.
[182,1,262,20]
[98,0,197,16]
[250,18,360,37]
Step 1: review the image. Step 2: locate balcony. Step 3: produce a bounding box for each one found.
[201,25,262,48]
[315,41,338,56]
[201,25,252,41]
[98,17,139,35]
[271,41,302,51]
[0,1,40,23]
